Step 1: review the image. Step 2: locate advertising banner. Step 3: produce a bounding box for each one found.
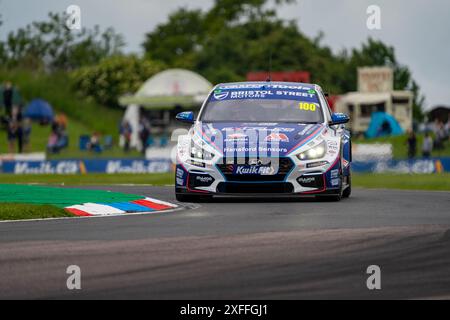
[352,158,450,174]
[0,159,173,174]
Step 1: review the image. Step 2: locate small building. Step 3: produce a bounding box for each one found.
[334,91,413,133]
[334,67,413,134]
[427,105,450,124]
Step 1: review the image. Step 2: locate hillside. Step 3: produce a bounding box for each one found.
[0,69,141,158]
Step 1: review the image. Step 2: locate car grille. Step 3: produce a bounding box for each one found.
[216,157,295,182]
[216,182,294,194]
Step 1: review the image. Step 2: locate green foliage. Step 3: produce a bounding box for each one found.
[352,173,450,191]
[1,12,124,71]
[70,55,164,107]
[0,173,174,186]
[142,0,425,120]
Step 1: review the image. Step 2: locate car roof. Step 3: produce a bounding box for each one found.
[214,81,319,90]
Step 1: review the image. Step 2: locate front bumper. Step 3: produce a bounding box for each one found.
[176,155,342,196]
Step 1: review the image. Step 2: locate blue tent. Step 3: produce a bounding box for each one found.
[365,112,404,138]
[24,99,54,122]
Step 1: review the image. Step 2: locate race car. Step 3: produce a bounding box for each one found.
[175,81,352,202]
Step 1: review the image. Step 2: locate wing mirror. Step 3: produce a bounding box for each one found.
[329,113,349,126]
[175,111,195,124]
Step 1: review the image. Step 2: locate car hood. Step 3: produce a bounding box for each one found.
[193,122,325,157]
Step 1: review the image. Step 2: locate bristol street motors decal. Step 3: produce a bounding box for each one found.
[211,89,317,102]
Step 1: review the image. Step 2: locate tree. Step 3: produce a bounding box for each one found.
[70,55,164,107]
[142,1,424,120]
[142,0,296,69]
[1,12,125,71]
[143,8,206,68]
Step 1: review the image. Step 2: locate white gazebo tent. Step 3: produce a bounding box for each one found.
[119,69,213,149]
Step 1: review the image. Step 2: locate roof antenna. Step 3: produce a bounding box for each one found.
[266,48,272,82]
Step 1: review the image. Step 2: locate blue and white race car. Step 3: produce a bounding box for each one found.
[175,81,352,201]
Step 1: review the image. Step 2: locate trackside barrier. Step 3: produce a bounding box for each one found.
[352,157,450,174]
[1,157,449,174]
[0,159,173,174]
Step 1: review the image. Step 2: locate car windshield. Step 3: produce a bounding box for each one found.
[200,97,324,123]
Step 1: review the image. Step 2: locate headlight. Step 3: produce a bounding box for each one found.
[189,140,215,167]
[297,141,326,161]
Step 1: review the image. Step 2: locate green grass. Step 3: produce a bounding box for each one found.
[353,173,450,191]
[354,134,450,159]
[0,68,147,158]
[0,173,174,186]
[0,203,72,221]
[1,172,449,191]
[0,69,123,137]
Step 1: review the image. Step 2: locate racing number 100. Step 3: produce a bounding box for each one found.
[299,102,316,112]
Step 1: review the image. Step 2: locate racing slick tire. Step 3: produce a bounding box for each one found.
[176,193,199,202]
[323,189,342,202]
[175,193,213,202]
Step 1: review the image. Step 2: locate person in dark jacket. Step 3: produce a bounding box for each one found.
[406,129,417,159]
[2,81,14,117]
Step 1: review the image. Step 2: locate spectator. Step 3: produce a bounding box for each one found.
[422,132,433,158]
[5,105,24,154]
[13,106,24,153]
[120,120,132,152]
[406,129,417,159]
[47,132,59,153]
[138,117,151,154]
[88,132,102,152]
[7,120,19,153]
[55,113,68,130]
[434,121,446,150]
[2,81,14,117]
[22,118,32,152]
[47,117,68,154]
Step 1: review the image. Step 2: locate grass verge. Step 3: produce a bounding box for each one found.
[0,173,174,186]
[1,172,449,191]
[0,203,72,221]
[352,173,450,191]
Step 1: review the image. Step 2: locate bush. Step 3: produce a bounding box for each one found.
[70,55,164,108]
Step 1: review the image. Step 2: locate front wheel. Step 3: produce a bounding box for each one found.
[176,193,199,202]
[175,193,213,202]
[342,171,351,198]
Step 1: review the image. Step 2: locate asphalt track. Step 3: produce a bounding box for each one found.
[0,186,449,299]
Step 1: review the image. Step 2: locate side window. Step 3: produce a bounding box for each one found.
[319,91,332,121]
